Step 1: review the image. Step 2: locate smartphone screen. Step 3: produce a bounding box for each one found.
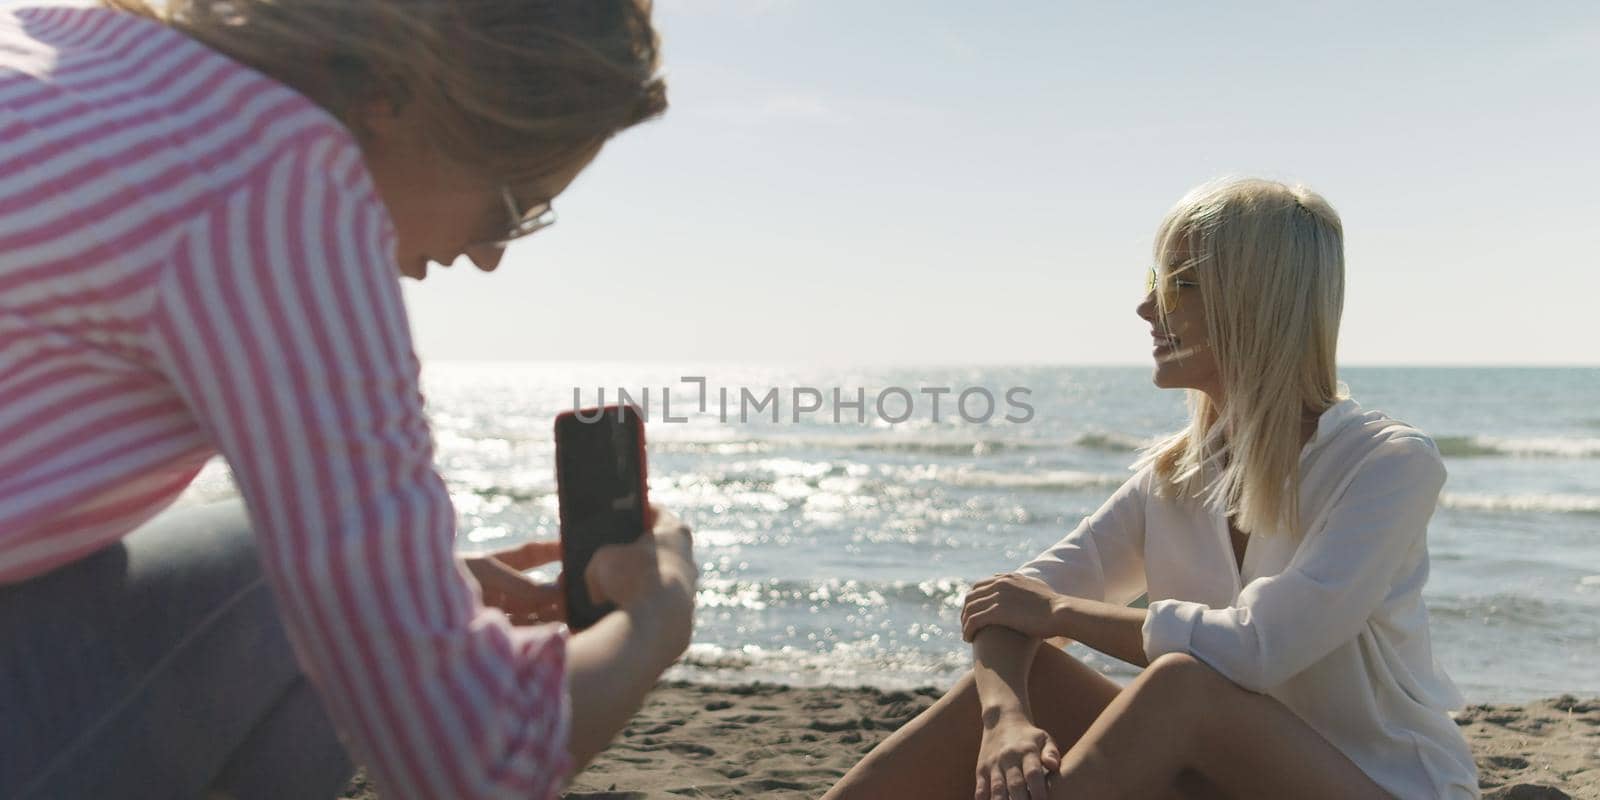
[555,404,648,630]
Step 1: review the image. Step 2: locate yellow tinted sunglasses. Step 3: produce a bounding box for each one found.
[1145,266,1201,309]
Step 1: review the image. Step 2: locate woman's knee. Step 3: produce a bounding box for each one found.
[1146,651,1203,674]
[126,500,261,592]
[1,500,310,799]
[1128,652,1229,714]
[1146,652,1214,683]
[117,500,292,678]
[821,672,981,800]
[910,669,980,735]
[210,676,352,800]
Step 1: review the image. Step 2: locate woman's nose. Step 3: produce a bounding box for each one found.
[1136,292,1157,323]
[465,244,506,272]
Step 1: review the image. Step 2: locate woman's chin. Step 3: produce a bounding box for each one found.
[1150,366,1194,391]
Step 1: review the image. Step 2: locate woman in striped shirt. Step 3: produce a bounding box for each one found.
[0,2,696,798]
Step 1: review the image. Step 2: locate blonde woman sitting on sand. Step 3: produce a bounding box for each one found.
[824,178,1478,799]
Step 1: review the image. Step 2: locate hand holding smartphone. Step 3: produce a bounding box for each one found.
[554,404,649,630]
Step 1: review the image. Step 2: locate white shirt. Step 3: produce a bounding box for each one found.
[1018,398,1478,799]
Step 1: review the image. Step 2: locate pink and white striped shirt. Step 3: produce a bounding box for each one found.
[0,6,571,797]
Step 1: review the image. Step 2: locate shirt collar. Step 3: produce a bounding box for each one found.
[1301,396,1362,459]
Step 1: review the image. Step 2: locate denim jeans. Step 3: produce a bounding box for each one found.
[0,501,354,799]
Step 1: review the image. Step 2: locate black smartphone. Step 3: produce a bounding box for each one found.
[554,404,649,631]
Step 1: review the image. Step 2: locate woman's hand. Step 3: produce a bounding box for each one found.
[562,507,699,769]
[961,573,1065,642]
[974,710,1062,800]
[464,541,565,625]
[586,506,698,654]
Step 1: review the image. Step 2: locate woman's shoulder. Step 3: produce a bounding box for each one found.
[1315,399,1446,488]
[4,5,367,201]
[1349,405,1440,456]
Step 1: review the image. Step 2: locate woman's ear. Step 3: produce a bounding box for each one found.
[353,97,406,147]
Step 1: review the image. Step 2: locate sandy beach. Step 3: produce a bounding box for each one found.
[338,681,1600,799]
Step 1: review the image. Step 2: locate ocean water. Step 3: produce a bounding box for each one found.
[179,364,1600,703]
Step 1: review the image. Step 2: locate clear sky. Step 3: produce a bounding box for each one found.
[402,0,1600,366]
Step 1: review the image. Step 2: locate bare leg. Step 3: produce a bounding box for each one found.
[823,646,1121,800]
[1051,653,1394,800]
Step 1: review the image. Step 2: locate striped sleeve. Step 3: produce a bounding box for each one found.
[143,131,572,799]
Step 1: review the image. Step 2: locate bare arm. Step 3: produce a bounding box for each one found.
[963,573,1148,667]
[562,515,698,770]
[1048,595,1148,668]
[972,626,1043,723]
[564,577,693,768]
[969,612,1067,799]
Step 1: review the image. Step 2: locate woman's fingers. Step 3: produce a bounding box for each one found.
[492,540,562,571]
[963,604,999,641]
[466,554,568,621]
[653,524,695,573]
[513,580,562,615]
[989,766,1007,800]
[973,768,988,800]
[1022,751,1048,799]
[581,536,664,618]
[1004,761,1030,800]
[529,589,564,624]
[650,504,692,539]
[496,577,563,619]
[1004,762,1028,800]
[465,555,522,595]
[960,588,999,626]
[1040,737,1061,771]
[506,594,562,626]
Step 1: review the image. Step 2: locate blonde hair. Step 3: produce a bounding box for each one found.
[100,0,668,184]
[1136,177,1346,536]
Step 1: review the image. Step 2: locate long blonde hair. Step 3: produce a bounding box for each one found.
[100,0,668,183]
[1136,177,1346,536]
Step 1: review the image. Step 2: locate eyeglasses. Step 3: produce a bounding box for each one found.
[1145,266,1200,309]
[477,185,556,248]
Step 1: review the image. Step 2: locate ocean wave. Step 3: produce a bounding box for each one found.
[839,437,1044,456]
[1427,593,1584,628]
[1435,435,1600,458]
[1439,492,1600,516]
[940,468,1126,491]
[668,639,1142,690]
[1073,432,1151,452]
[675,461,1124,494]
[648,439,777,456]
[654,432,1160,458]
[464,485,547,503]
[653,434,1048,457]
[696,576,972,612]
[668,642,976,689]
